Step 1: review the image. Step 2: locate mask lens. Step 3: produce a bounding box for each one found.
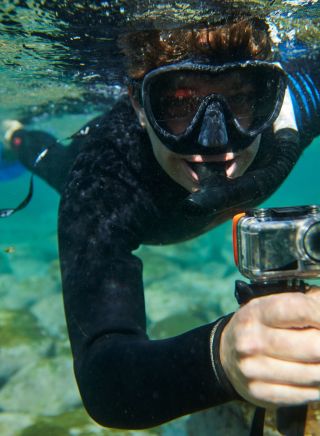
[147,66,282,135]
[149,72,204,134]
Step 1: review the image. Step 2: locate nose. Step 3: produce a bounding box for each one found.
[198,101,228,148]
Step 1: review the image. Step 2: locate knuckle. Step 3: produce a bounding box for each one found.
[238,297,261,321]
[304,331,320,360]
[238,358,256,380]
[247,381,268,402]
[234,331,263,356]
[272,293,312,325]
[233,329,249,355]
[273,295,293,319]
[311,341,320,361]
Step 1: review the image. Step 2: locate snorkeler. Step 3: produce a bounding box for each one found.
[4,17,320,431]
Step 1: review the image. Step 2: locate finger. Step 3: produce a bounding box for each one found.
[254,292,320,329]
[307,286,320,299]
[255,326,320,362]
[240,355,320,386]
[247,381,320,407]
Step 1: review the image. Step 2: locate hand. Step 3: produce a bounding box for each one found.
[2,120,24,149]
[220,289,320,408]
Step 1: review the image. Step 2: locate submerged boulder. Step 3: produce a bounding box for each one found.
[0,355,81,415]
[0,309,52,381]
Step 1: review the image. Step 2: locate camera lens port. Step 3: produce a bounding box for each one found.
[303,222,320,262]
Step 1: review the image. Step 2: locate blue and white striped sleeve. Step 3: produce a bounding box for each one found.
[284,54,320,146]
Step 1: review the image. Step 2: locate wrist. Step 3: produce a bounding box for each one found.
[210,314,241,401]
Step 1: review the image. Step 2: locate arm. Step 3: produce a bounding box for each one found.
[284,53,320,146]
[58,142,238,429]
[4,115,104,193]
[9,128,81,194]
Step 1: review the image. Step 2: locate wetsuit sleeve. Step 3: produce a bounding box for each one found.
[58,145,239,429]
[10,129,80,193]
[285,53,320,146]
[9,115,105,193]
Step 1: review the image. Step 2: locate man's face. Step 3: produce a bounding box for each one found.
[136,108,261,193]
[130,70,261,192]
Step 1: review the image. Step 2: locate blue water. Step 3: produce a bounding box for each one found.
[0,2,319,435]
[0,126,318,435]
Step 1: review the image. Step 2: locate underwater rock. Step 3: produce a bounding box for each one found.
[18,407,162,436]
[137,247,179,286]
[30,293,67,339]
[4,243,56,279]
[145,268,237,324]
[47,258,62,283]
[0,412,35,436]
[138,224,231,270]
[140,232,222,268]
[0,355,81,415]
[187,402,284,436]
[149,312,207,339]
[0,274,60,310]
[145,279,208,324]
[187,401,253,436]
[0,309,52,381]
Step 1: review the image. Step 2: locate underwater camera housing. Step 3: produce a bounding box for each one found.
[233,205,320,283]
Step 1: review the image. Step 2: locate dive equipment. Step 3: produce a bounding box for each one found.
[137,60,288,155]
[233,205,320,436]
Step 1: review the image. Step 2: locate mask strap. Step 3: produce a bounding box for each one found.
[0,147,49,218]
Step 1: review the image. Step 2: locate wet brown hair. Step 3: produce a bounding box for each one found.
[119,18,273,79]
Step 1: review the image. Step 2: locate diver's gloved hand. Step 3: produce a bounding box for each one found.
[2,120,24,150]
[184,129,301,215]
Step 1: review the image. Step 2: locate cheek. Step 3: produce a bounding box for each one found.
[154,145,176,176]
[146,124,171,168]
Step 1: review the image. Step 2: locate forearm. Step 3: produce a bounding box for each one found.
[75,317,237,429]
[60,238,237,428]
[11,129,79,193]
[60,225,237,428]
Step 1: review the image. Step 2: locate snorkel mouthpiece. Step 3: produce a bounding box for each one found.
[198,101,229,148]
[184,128,301,214]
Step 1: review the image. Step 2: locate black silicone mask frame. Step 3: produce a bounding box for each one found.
[137,60,288,155]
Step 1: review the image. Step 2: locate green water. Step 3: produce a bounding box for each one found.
[0,2,319,435]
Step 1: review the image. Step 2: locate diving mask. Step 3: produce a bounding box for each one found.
[135,60,288,155]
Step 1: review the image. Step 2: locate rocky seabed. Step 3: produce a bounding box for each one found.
[0,229,284,436]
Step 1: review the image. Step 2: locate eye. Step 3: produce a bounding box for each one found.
[228,92,255,107]
[159,88,201,119]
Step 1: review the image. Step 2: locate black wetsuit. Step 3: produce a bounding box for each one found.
[10,56,320,429]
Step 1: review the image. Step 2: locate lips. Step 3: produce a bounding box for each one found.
[182,135,261,182]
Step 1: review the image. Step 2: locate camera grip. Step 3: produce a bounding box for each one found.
[234,279,309,436]
[234,279,308,305]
